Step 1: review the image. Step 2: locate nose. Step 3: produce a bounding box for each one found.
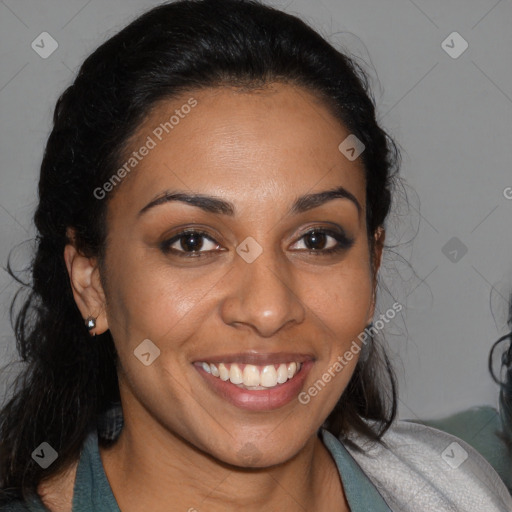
[219,251,306,337]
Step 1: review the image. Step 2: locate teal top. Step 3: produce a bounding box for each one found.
[0,428,392,511]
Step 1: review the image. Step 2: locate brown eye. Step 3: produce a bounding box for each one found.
[160,230,221,255]
[290,228,354,254]
[179,232,205,252]
[303,231,328,250]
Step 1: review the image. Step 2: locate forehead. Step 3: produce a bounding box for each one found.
[108,83,366,217]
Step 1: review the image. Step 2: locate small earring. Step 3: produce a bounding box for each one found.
[85,316,96,333]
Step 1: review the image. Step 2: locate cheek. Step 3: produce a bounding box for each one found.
[104,247,226,352]
[297,270,373,419]
[102,254,221,421]
[304,262,374,341]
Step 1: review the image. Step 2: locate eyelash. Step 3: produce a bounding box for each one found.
[160,228,354,258]
[302,229,354,255]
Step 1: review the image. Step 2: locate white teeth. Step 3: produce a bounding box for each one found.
[199,360,304,388]
[260,365,278,387]
[287,362,297,379]
[219,363,229,381]
[229,363,244,384]
[277,363,288,384]
[243,364,260,387]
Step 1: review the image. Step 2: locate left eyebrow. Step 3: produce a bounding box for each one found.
[138,185,361,217]
[290,186,362,216]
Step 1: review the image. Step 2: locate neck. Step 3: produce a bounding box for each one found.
[100,399,347,511]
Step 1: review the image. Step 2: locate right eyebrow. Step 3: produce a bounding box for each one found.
[138,191,235,217]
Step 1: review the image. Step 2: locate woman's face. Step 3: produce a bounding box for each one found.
[100,83,380,467]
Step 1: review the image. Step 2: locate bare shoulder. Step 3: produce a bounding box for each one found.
[36,460,79,512]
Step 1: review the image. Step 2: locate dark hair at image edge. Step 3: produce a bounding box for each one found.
[489,295,512,453]
[0,0,400,502]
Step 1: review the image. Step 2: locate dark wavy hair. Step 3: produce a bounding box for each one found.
[0,0,400,503]
[489,296,512,452]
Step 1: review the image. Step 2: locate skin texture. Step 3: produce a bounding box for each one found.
[37,461,77,512]
[62,83,384,512]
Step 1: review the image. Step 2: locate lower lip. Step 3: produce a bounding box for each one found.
[194,361,313,411]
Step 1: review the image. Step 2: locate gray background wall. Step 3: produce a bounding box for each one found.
[1,0,511,424]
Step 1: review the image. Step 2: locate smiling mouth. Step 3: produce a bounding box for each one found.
[194,361,303,390]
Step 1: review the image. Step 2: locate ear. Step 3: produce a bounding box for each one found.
[367,227,385,323]
[63,228,109,336]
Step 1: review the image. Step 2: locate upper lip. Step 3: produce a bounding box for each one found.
[193,352,315,365]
